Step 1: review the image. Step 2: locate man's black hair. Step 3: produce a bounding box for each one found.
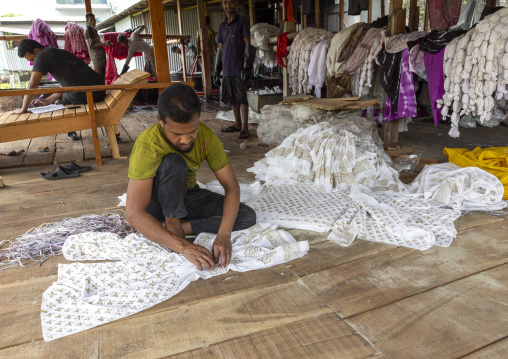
[158,84,201,124]
[117,33,128,43]
[171,46,179,53]
[205,16,211,23]
[17,39,44,58]
[86,13,95,20]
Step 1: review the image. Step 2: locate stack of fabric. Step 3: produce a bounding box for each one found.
[247,119,507,251]
[287,27,334,95]
[325,23,365,98]
[439,8,508,137]
[248,119,405,194]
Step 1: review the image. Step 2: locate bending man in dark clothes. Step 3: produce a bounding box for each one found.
[126,83,256,271]
[214,0,256,139]
[15,39,106,140]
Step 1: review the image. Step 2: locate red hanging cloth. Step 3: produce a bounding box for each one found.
[283,0,294,22]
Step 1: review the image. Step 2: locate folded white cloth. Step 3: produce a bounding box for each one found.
[41,223,308,341]
[407,162,507,211]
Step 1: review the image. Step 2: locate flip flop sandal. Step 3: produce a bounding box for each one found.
[65,162,92,173]
[221,125,242,133]
[40,166,80,180]
[238,130,250,139]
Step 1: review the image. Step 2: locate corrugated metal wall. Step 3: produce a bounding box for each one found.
[126,4,246,74]
[163,8,197,74]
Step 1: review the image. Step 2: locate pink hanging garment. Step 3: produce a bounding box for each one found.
[28,18,58,79]
[105,45,119,85]
[103,32,142,60]
[28,19,59,48]
[103,32,143,84]
[64,22,90,64]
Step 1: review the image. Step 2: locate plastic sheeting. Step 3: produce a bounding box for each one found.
[256,104,298,146]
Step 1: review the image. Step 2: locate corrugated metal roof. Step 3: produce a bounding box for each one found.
[96,0,210,31]
[0,16,86,23]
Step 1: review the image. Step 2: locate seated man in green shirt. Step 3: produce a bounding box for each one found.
[126,83,256,271]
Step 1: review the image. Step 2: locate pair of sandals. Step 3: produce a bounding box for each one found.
[221,126,249,139]
[40,162,91,180]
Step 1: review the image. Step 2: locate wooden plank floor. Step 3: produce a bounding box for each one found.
[1,103,507,358]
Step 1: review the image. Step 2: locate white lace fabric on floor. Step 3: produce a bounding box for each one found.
[407,162,507,211]
[250,184,461,251]
[41,223,308,341]
[248,121,405,194]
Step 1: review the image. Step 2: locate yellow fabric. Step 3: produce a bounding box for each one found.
[444,147,508,199]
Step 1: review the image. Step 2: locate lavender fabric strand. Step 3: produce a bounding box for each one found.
[0,212,135,271]
[423,48,446,126]
[384,48,417,121]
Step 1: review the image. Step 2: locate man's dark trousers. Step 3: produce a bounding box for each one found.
[147,153,257,235]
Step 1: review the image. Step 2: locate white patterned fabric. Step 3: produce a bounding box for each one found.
[248,122,405,194]
[248,184,352,232]
[249,184,461,251]
[308,38,332,98]
[287,27,334,95]
[329,186,462,249]
[407,162,507,211]
[41,223,308,341]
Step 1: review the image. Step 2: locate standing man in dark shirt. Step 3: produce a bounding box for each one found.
[14,39,106,140]
[214,0,256,139]
[84,13,111,79]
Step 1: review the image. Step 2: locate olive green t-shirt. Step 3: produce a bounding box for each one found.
[128,122,229,188]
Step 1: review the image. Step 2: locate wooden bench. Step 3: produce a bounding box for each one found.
[0,70,192,165]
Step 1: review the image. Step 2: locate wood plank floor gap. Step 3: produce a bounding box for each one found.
[344,261,508,320]
[456,334,508,359]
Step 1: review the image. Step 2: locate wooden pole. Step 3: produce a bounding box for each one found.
[381,0,385,17]
[197,0,212,99]
[315,0,320,28]
[368,0,373,23]
[408,0,418,31]
[281,3,293,97]
[302,2,307,29]
[85,0,92,14]
[148,0,171,89]
[339,0,344,30]
[143,11,148,27]
[248,0,255,27]
[86,91,102,166]
[177,0,188,81]
[382,0,405,144]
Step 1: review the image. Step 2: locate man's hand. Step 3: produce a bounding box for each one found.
[241,69,251,84]
[213,70,222,88]
[33,98,51,107]
[182,242,215,271]
[212,233,232,268]
[12,108,26,114]
[120,64,130,75]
